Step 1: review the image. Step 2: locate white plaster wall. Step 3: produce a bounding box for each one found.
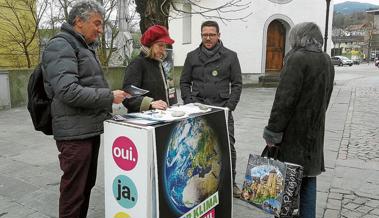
[374,14,379,29]
[169,0,334,74]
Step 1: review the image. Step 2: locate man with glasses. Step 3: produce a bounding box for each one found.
[180,20,243,198]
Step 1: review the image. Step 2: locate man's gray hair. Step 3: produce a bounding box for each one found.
[68,1,105,25]
[289,22,323,50]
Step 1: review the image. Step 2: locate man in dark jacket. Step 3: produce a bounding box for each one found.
[42,1,128,217]
[180,20,243,197]
[263,22,335,218]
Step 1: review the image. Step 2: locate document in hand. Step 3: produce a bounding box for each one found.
[124,85,149,98]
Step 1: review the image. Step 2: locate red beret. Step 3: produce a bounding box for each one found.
[140,25,175,47]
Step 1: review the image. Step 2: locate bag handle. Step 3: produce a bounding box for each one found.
[261,145,280,159]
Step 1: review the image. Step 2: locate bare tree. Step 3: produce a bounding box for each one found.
[41,0,133,67]
[135,0,252,33]
[109,0,139,66]
[136,0,170,33]
[0,0,48,68]
[97,0,119,66]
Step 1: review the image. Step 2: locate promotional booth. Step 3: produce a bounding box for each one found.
[104,105,233,218]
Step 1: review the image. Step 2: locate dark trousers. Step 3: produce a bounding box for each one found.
[228,111,237,184]
[299,177,317,218]
[56,135,100,218]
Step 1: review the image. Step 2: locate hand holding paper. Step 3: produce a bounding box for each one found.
[112,90,129,104]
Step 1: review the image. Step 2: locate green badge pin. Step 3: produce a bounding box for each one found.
[212,70,218,76]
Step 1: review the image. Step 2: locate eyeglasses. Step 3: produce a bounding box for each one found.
[201,33,218,38]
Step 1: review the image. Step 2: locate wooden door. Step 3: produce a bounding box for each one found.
[265,20,285,73]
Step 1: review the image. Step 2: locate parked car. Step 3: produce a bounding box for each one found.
[351,57,361,65]
[331,56,353,66]
[331,56,343,66]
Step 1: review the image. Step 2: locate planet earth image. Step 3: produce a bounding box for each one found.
[164,117,222,214]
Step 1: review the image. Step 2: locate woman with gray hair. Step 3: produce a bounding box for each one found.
[263,22,335,218]
[41,1,128,217]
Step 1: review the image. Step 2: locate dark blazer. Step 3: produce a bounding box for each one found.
[122,53,169,112]
[263,48,335,176]
[42,23,113,141]
[180,44,242,111]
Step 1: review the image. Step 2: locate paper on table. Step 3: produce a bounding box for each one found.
[167,103,211,115]
[127,109,188,122]
[126,104,211,122]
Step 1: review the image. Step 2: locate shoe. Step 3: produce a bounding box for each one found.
[233,184,242,198]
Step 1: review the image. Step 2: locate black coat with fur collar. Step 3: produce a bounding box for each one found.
[122,53,169,112]
[263,48,335,177]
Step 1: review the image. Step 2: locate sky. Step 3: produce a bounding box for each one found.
[333,0,379,4]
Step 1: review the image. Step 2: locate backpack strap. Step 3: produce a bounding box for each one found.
[43,33,80,99]
[51,33,79,57]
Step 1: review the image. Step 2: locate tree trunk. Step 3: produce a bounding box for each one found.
[135,0,170,33]
[98,34,108,66]
[23,44,31,68]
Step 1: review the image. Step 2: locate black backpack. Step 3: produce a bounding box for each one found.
[27,34,78,135]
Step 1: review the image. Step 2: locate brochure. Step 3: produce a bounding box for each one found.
[124,85,149,98]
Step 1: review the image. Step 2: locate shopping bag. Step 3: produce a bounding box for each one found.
[241,146,303,217]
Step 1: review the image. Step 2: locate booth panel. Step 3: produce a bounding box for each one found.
[154,110,233,218]
[104,121,154,218]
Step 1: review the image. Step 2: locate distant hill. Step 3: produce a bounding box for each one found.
[334,1,379,15]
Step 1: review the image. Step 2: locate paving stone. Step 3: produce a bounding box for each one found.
[0,175,39,201]
[0,195,14,211]
[343,194,355,200]
[342,198,351,205]
[327,199,342,210]
[330,188,352,195]
[365,199,379,208]
[328,192,343,200]
[370,208,379,215]
[362,215,379,218]
[26,212,53,218]
[352,197,368,205]
[323,209,340,218]
[341,209,364,218]
[0,203,37,218]
[343,202,360,210]
[356,205,374,214]
[18,188,58,218]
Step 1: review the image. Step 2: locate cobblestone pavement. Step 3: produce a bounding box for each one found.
[1,64,379,218]
[341,87,379,161]
[321,64,379,218]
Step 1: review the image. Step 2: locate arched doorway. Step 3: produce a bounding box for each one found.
[265,20,286,74]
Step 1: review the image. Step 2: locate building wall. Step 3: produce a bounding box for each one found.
[374,14,379,30]
[4,67,126,109]
[0,0,39,68]
[169,0,334,75]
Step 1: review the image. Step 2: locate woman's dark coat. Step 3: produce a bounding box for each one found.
[122,53,168,112]
[263,48,335,177]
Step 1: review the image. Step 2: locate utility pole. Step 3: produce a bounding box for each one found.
[324,0,331,52]
[118,0,129,32]
[113,0,134,65]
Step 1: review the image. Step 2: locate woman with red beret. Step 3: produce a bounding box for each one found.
[122,25,175,112]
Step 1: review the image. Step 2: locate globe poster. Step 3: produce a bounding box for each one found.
[154,109,232,218]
